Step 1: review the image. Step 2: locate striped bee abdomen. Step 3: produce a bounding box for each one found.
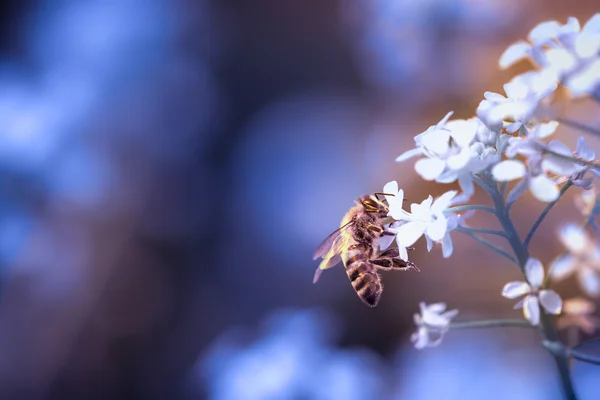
[344,249,382,307]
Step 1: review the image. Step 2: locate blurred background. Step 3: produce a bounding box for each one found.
[0,0,599,399]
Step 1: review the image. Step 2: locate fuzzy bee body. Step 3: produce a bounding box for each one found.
[313,194,417,307]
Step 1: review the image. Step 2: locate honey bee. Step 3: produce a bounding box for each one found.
[313,193,418,307]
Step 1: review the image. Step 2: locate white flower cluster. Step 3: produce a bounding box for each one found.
[380,181,465,261]
[396,14,600,204]
[551,223,600,297]
[399,14,600,350]
[411,302,458,349]
[500,14,600,98]
[396,113,501,196]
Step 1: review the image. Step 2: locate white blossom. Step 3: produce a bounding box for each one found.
[396,114,500,195]
[557,297,599,334]
[476,71,557,132]
[502,257,563,325]
[411,302,458,349]
[575,188,596,216]
[492,129,580,202]
[551,224,600,297]
[390,190,463,258]
[499,14,600,98]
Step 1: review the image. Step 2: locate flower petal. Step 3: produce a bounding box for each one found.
[458,175,474,197]
[425,235,433,252]
[539,290,563,314]
[395,221,427,247]
[576,136,595,161]
[442,232,453,258]
[396,147,423,162]
[525,257,545,288]
[550,254,576,280]
[436,111,454,129]
[514,298,525,309]
[398,245,408,262]
[529,174,560,202]
[411,326,429,349]
[426,217,447,242]
[578,268,600,296]
[447,148,472,170]
[431,191,457,215]
[507,178,529,204]
[523,295,541,325]
[583,13,600,34]
[502,281,531,299]
[529,21,561,45]
[563,298,596,315]
[383,181,399,195]
[378,232,395,251]
[492,160,526,181]
[559,223,587,252]
[499,41,531,69]
[415,158,446,181]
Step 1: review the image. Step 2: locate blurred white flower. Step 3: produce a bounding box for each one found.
[551,224,600,297]
[492,133,580,202]
[201,309,387,400]
[476,71,557,132]
[396,114,499,195]
[557,297,599,334]
[411,302,458,349]
[575,187,597,216]
[500,14,600,98]
[502,257,563,325]
[390,191,463,258]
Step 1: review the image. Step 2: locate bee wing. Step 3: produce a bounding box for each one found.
[313,254,342,283]
[313,219,354,260]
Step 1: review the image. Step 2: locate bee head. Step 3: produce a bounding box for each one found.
[360,194,388,214]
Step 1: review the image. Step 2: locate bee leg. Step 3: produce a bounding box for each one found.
[373,248,419,272]
[367,224,384,233]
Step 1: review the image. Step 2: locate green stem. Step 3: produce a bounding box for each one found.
[499,181,508,195]
[524,181,573,248]
[446,205,497,215]
[571,349,600,366]
[455,227,518,265]
[450,319,534,330]
[459,227,508,238]
[558,117,600,137]
[481,174,578,399]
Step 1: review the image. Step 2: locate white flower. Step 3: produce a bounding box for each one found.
[396,114,499,195]
[492,131,580,202]
[411,302,458,349]
[551,224,600,297]
[499,17,582,69]
[557,297,599,334]
[502,257,563,325]
[391,191,463,258]
[574,188,596,216]
[499,14,600,98]
[476,71,558,132]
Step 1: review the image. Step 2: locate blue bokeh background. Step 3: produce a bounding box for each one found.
[0,0,599,399]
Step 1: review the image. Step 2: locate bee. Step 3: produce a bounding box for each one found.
[313,193,418,307]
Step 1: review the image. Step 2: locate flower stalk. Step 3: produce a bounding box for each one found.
[482,174,578,400]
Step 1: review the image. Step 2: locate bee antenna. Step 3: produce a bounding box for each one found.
[374,192,408,202]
